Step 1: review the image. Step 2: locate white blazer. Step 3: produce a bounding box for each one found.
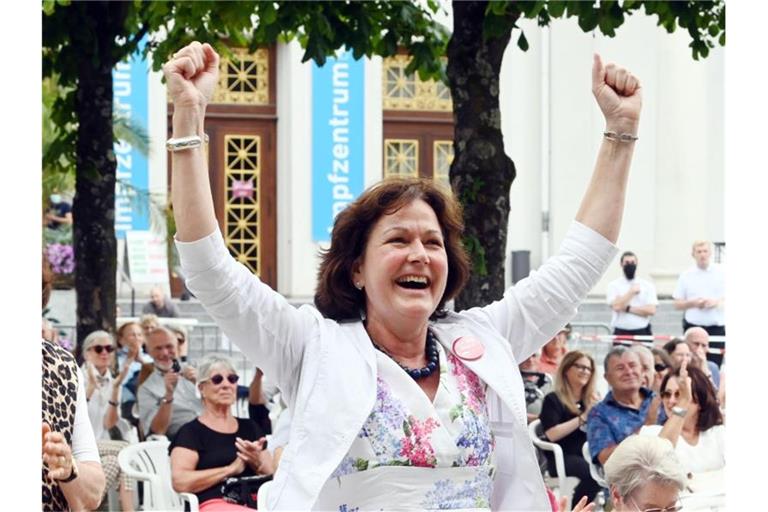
[177,221,617,510]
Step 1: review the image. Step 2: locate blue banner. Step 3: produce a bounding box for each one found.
[312,50,365,242]
[113,35,150,239]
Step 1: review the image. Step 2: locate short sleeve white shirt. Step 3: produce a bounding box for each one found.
[640,424,725,473]
[673,264,725,326]
[606,276,658,330]
[71,368,100,462]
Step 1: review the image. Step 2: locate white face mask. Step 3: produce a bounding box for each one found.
[50,194,62,204]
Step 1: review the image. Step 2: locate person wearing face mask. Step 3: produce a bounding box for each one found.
[606,251,658,337]
[45,191,73,230]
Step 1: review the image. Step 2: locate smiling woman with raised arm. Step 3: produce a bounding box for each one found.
[164,41,640,510]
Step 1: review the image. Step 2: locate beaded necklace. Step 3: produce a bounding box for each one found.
[370,329,440,380]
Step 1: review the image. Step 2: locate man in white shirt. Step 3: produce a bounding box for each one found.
[606,251,658,336]
[673,241,725,367]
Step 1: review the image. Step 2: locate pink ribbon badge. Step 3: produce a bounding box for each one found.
[452,336,485,361]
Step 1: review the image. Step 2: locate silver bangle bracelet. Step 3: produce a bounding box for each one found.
[603,130,639,142]
[166,133,209,152]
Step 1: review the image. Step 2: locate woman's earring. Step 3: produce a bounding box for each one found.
[355,281,363,290]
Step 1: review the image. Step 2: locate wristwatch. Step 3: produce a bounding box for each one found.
[158,396,174,406]
[671,406,688,418]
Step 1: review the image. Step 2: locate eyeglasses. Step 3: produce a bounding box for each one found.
[571,363,593,373]
[89,345,115,354]
[660,390,681,400]
[629,497,682,512]
[206,373,239,385]
[654,363,668,372]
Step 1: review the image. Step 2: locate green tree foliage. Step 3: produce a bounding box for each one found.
[42,1,725,344]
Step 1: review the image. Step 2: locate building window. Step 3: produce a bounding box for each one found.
[382,55,451,112]
[433,140,453,190]
[384,139,419,178]
[224,135,261,274]
[213,48,270,105]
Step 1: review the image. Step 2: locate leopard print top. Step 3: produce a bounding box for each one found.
[42,340,79,512]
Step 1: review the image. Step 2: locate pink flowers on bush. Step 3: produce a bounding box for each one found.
[46,243,75,275]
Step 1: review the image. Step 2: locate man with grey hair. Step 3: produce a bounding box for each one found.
[604,435,687,512]
[137,327,201,441]
[586,346,656,466]
[685,326,720,389]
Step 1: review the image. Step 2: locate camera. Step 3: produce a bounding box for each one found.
[171,358,181,373]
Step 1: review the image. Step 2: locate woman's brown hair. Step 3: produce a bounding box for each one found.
[661,364,723,432]
[315,177,470,321]
[554,350,598,415]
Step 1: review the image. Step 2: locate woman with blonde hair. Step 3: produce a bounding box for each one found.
[539,350,602,506]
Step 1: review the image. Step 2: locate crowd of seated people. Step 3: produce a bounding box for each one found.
[50,294,725,511]
[525,320,726,511]
[46,286,285,511]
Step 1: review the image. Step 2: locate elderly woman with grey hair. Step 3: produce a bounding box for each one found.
[81,330,137,511]
[604,435,687,512]
[170,354,274,512]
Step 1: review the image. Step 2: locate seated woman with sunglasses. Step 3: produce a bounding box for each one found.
[170,354,275,512]
[81,330,138,511]
[538,350,602,506]
[639,360,725,474]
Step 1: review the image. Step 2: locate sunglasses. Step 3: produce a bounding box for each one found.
[207,373,239,385]
[660,390,681,400]
[89,345,115,354]
[654,363,668,372]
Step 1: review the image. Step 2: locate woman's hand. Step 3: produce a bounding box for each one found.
[182,365,198,383]
[235,437,273,475]
[126,340,140,361]
[677,359,693,408]
[592,54,642,135]
[162,41,220,111]
[42,423,76,481]
[227,454,246,478]
[560,495,595,512]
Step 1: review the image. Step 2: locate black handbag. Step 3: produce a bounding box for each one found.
[221,474,273,509]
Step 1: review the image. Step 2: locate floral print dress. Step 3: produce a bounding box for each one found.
[314,341,497,511]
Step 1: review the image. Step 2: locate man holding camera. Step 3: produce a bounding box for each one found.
[138,327,201,441]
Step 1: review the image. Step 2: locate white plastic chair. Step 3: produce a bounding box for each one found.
[527,419,578,501]
[118,439,199,511]
[581,441,608,488]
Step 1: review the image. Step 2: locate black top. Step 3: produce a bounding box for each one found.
[169,417,265,504]
[539,392,587,459]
